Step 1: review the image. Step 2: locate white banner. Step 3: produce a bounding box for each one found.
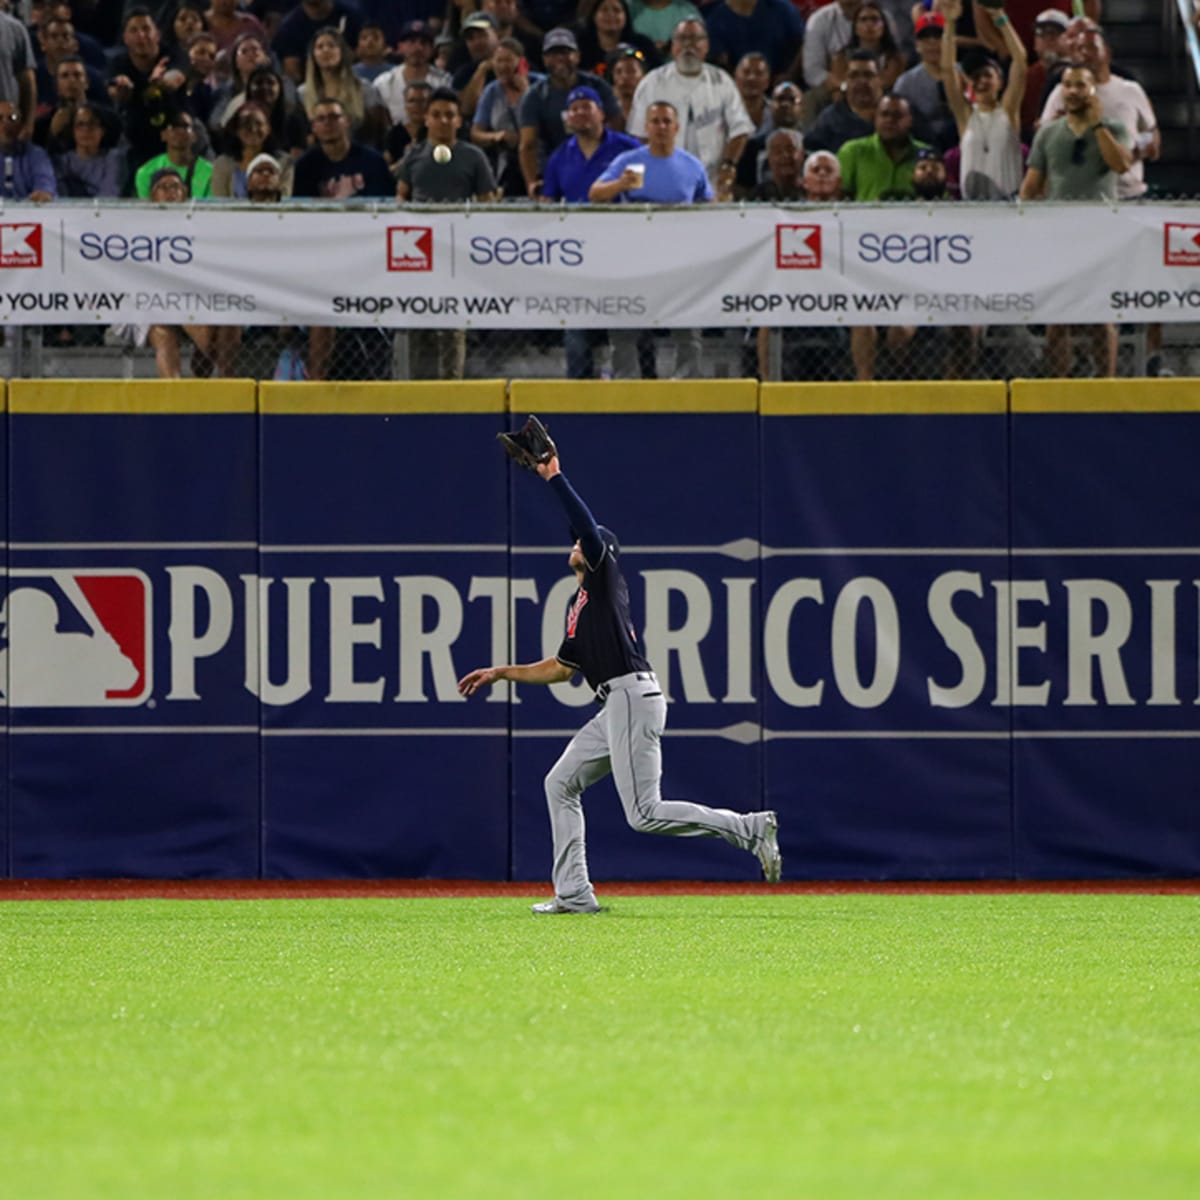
[1,202,1199,328]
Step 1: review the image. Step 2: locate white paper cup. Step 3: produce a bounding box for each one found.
[627,163,645,187]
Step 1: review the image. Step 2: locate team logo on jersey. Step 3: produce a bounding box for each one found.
[0,222,43,268]
[0,569,152,707]
[776,224,822,269]
[565,588,589,638]
[1164,223,1200,267]
[387,226,433,271]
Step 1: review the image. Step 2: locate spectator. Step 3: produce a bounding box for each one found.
[729,51,777,194]
[292,96,393,380]
[32,54,94,153]
[299,26,389,150]
[828,3,906,94]
[1039,21,1158,201]
[209,31,274,129]
[838,92,929,199]
[273,0,361,83]
[206,0,267,54]
[292,94,392,198]
[133,108,212,198]
[107,7,189,172]
[942,0,1025,198]
[352,23,391,83]
[518,27,621,196]
[972,0,1094,59]
[385,80,431,169]
[803,0,867,97]
[375,21,452,125]
[705,0,805,78]
[243,63,310,156]
[592,99,712,379]
[893,11,958,152]
[452,12,500,118]
[540,82,640,377]
[34,14,103,115]
[627,18,754,184]
[753,127,804,199]
[608,42,647,125]
[471,36,538,197]
[396,88,496,381]
[738,78,801,193]
[52,99,122,196]
[182,31,220,128]
[911,0,989,52]
[911,143,949,197]
[1020,63,1130,378]
[245,149,283,200]
[0,100,54,199]
[803,147,842,198]
[576,0,659,79]
[804,49,882,154]
[145,167,219,379]
[629,0,703,54]
[165,3,206,58]
[211,99,293,196]
[1021,9,1067,141]
[0,4,35,141]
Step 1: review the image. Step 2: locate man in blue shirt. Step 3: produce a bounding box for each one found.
[542,85,639,203]
[543,85,641,379]
[0,102,55,201]
[591,100,711,378]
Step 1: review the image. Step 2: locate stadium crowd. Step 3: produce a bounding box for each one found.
[0,0,1177,381]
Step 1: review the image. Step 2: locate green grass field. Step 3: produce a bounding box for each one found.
[2,894,1197,1199]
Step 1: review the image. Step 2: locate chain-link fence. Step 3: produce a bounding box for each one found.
[4,319,1199,382]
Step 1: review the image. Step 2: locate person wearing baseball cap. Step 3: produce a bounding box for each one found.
[453,12,501,115]
[1022,9,1070,138]
[893,10,956,153]
[374,19,452,125]
[518,25,621,197]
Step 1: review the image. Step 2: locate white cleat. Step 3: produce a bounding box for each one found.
[756,811,783,884]
[531,898,601,914]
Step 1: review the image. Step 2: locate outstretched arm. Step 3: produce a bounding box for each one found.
[536,455,606,569]
[458,657,574,696]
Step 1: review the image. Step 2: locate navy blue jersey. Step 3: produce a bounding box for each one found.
[548,473,650,689]
[555,533,650,690]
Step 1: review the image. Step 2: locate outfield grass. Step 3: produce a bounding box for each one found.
[2,894,1197,1199]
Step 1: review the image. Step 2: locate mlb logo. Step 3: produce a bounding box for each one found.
[0,569,152,707]
[1163,223,1200,267]
[387,226,433,271]
[776,224,822,269]
[0,222,43,268]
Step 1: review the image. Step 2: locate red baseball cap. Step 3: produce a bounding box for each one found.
[915,12,946,35]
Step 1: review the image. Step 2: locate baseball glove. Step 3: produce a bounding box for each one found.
[497,414,557,471]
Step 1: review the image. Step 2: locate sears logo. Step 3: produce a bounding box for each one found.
[79,232,194,265]
[0,222,43,268]
[0,569,152,707]
[388,226,433,271]
[776,224,821,269]
[1164,223,1200,267]
[467,236,584,267]
[857,232,972,265]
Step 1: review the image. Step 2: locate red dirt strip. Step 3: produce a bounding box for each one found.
[1,879,1198,901]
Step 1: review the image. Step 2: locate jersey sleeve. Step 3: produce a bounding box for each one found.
[548,474,606,569]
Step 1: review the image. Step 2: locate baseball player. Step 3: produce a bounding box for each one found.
[457,444,782,914]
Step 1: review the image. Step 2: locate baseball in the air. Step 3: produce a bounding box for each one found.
[433,144,452,164]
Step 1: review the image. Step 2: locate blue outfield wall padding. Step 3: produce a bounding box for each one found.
[257,385,510,879]
[506,385,763,883]
[6,382,261,878]
[1009,382,1200,877]
[759,384,1013,879]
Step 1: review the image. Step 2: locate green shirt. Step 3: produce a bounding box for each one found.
[1027,116,1129,202]
[134,154,213,199]
[837,133,931,202]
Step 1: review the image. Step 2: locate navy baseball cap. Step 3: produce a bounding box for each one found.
[566,85,602,107]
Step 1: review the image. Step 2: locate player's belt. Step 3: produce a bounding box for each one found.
[595,671,657,703]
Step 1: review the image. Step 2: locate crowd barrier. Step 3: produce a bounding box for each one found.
[0,377,1196,881]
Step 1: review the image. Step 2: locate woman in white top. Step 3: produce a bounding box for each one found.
[942,0,1026,200]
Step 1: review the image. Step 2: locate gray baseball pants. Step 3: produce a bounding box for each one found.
[544,670,765,909]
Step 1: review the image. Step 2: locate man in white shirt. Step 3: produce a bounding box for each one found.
[627,17,753,183]
[1038,21,1157,199]
[374,20,452,125]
